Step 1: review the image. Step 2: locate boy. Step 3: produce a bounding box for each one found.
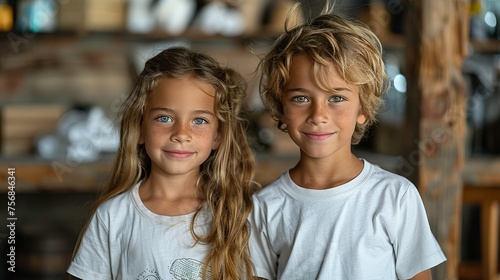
[249,8,446,280]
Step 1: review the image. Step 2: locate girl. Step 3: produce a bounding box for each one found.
[68,47,259,280]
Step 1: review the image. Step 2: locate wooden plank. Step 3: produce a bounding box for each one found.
[1,138,34,156]
[0,104,66,156]
[2,105,65,121]
[464,186,500,203]
[481,201,499,280]
[459,261,484,280]
[3,122,59,138]
[0,155,115,193]
[463,157,500,187]
[402,0,469,278]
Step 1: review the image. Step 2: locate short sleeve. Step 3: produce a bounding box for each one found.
[394,184,446,278]
[248,196,277,280]
[67,211,112,280]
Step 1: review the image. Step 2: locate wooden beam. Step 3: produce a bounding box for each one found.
[402,0,469,279]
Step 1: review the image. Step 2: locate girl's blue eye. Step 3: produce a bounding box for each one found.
[330,96,346,102]
[157,116,172,123]
[193,118,208,125]
[292,96,309,103]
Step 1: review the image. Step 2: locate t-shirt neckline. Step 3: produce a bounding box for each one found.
[281,158,372,199]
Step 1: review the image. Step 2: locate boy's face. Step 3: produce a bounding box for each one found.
[139,76,221,178]
[281,54,366,160]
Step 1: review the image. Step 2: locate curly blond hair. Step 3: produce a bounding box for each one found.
[259,6,390,144]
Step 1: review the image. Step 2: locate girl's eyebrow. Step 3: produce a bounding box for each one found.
[149,107,215,117]
[284,87,308,93]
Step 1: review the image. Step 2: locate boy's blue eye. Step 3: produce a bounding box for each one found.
[292,96,309,103]
[330,96,346,102]
[193,118,208,125]
[157,116,172,123]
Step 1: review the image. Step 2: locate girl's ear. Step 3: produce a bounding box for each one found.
[138,127,145,145]
[211,130,222,150]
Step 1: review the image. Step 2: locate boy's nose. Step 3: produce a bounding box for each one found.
[307,103,328,125]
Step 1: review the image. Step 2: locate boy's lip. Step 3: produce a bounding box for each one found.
[303,132,334,141]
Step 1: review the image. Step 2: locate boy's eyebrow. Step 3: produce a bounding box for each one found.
[285,87,353,93]
[331,87,354,93]
[149,107,215,116]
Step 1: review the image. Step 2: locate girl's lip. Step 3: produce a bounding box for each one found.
[164,150,194,159]
[304,132,334,141]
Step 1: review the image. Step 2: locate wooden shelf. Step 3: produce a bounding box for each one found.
[0,152,298,193]
[0,152,498,193]
[470,38,500,54]
[0,154,116,193]
[462,156,500,187]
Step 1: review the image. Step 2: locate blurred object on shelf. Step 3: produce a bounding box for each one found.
[192,1,245,36]
[374,52,406,156]
[0,41,131,115]
[470,0,500,40]
[58,0,125,31]
[126,0,270,36]
[0,0,13,31]
[463,53,500,155]
[0,104,66,156]
[470,0,490,40]
[155,0,196,35]
[483,0,500,39]
[127,0,196,35]
[37,105,119,163]
[16,0,57,32]
[126,0,155,33]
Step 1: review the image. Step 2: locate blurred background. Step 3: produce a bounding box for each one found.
[0,0,499,279]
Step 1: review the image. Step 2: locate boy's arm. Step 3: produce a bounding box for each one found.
[409,269,432,280]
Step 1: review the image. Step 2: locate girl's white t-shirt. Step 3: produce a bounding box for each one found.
[249,159,446,280]
[68,182,212,280]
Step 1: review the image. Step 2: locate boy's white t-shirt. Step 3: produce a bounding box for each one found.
[249,159,446,280]
[67,182,211,280]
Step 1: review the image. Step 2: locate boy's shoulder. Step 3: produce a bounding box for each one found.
[367,160,414,186]
[253,172,288,199]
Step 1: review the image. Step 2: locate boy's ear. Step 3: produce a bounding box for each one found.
[357,112,367,125]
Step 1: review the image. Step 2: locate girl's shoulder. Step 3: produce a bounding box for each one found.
[96,184,138,216]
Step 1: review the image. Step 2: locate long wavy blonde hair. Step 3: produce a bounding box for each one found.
[259,3,390,144]
[73,47,259,279]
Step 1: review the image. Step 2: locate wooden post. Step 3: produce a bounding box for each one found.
[401,0,469,279]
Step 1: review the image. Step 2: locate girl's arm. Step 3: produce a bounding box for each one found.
[409,269,432,280]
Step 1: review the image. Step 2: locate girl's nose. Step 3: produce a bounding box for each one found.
[170,122,192,142]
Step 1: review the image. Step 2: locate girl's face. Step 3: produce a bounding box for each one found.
[281,54,366,160]
[140,76,221,178]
